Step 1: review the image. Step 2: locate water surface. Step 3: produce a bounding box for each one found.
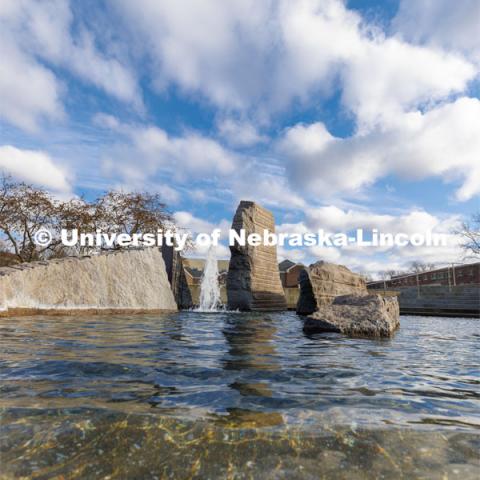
[0,312,478,478]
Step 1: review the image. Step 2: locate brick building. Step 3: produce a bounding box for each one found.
[279,259,305,288]
[368,262,480,289]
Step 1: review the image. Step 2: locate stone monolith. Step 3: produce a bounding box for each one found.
[227,201,286,311]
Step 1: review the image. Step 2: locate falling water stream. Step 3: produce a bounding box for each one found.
[198,246,222,311]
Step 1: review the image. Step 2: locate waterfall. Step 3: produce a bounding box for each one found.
[198,247,221,311]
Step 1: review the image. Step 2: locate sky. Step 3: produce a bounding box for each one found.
[0,0,479,275]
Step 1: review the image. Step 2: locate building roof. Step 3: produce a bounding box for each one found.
[183,266,203,279]
[367,261,480,285]
[279,259,304,272]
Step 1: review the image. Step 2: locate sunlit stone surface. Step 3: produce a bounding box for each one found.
[0,248,177,315]
[227,201,287,311]
[304,294,400,337]
[297,261,368,315]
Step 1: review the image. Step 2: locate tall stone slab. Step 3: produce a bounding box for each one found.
[227,201,287,311]
[162,245,193,309]
[296,261,367,315]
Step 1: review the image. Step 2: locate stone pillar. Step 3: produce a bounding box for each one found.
[161,245,193,309]
[227,201,287,311]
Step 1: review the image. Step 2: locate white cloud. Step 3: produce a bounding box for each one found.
[1,0,477,221]
[24,0,139,105]
[273,205,465,275]
[393,0,480,64]
[157,184,181,204]
[230,160,307,210]
[111,0,273,110]
[132,127,236,178]
[97,116,238,187]
[0,38,64,131]
[174,211,231,237]
[217,118,268,147]
[173,211,231,258]
[0,145,71,193]
[173,211,217,235]
[342,37,475,129]
[277,246,307,263]
[111,0,475,123]
[304,205,449,234]
[280,97,480,201]
[0,0,140,131]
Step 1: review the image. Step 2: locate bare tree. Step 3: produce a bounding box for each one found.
[456,213,480,258]
[0,176,61,262]
[378,269,402,280]
[408,261,436,273]
[94,190,192,251]
[95,191,173,236]
[0,174,183,262]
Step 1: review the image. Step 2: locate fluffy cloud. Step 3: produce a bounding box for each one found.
[173,211,229,236]
[0,145,71,193]
[275,205,464,274]
[95,114,238,188]
[304,205,458,235]
[111,0,475,123]
[132,127,236,178]
[0,38,64,132]
[280,97,480,200]
[95,114,307,210]
[173,211,231,257]
[111,0,273,110]
[342,37,475,129]
[393,0,480,64]
[231,165,306,210]
[0,0,139,131]
[217,118,268,147]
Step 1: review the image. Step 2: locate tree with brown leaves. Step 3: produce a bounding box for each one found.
[0,174,180,263]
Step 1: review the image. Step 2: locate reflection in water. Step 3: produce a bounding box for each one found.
[0,312,479,478]
[222,313,280,371]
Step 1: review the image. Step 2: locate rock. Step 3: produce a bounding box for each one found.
[0,248,177,316]
[296,261,367,315]
[227,201,286,311]
[303,294,400,337]
[162,245,193,309]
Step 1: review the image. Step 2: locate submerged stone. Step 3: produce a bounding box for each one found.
[227,201,286,311]
[303,294,400,338]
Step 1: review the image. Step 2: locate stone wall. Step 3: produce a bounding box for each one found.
[297,261,367,315]
[394,284,480,317]
[0,248,177,316]
[227,201,286,311]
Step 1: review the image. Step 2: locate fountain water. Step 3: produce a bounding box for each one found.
[198,247,222,311]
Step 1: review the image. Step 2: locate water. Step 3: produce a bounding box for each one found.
[0,312,479,479]
[198,247,221,311]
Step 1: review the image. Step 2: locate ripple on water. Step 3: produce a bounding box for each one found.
[0,312,479,478]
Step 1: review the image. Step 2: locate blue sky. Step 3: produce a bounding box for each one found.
[0,0,479,274]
